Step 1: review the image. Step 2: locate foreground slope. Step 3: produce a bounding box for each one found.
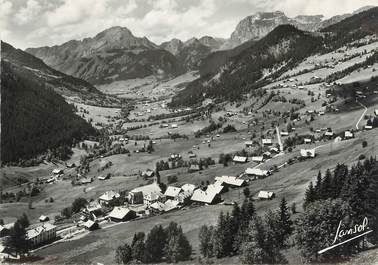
[1,60,97,163]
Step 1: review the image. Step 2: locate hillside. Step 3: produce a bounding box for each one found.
[1,41,116,106]
[1,60,97,164]
[26,27,184,84]
[171,25,323,106]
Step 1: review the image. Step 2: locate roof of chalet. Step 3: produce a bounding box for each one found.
[99,190,120,201]
[26,223,56,240]
[252,156,264,162]
[108,207,133,220]
[214,176,245,187]
[233,156,248,162]
[245,168,269,176]
[191,189,219,204]
[262,139,272,144]
[164,186,182,197]
[300,149,316,157]
[257,191,275,199]
[130,182,162,196]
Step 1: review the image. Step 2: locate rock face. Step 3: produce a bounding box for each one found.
[26,26,184,84]
[223,6,377,49]
[160,36,225,70]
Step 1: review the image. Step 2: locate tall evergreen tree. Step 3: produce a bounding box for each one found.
[6,220,29,256]
[277,197,293,247]
[144,225,166,263]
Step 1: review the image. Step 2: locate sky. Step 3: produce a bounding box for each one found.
[0,0,377,49]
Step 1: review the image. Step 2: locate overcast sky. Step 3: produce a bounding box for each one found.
[0,0,377,49]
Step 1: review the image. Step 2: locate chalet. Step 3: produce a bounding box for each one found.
[26,223,56,247]
[52,169,63,175]
[269,147,279,153]
[142,169,155,178]
[280,131,289,136]
[251,156,264,163]
[189,153,197,158]
[129,182,164,206]
[257,191,275,200]
[245,141,253,147]
[171,124,178,129]
[98,175,110,181]
[39,215,49,222]
[170,153,182,161]
[263,151,272,158]
[86,202,103,216]
[214,176,245,187]
[344,131,354,139]
[300,149,316,158]
[150,199,180,213]
[304,138,312,144]
[375,109,378,116]
[98,190,120,206]
[80,177,93,185]
[324,131,334,137]
[160,124,169,128]
[164,186,182,199]
[189,164,201,172]
[262,139,273,145]
[191,188,221,205]
[365,125,373,130]
[233,156,248,163]
[334,136,342,143]
[82,220,99,231]
[108,207,136,222]
[245,168,269,179]
[177,184,196,204]
[66,163,76,168]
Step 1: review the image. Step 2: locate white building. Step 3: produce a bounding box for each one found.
[27,223,56,247]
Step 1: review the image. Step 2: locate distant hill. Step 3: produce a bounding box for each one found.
[26,27,185,84]
[1,41,116,106]
[1,60,97,164]
[171,25,324,106]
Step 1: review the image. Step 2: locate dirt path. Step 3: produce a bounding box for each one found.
[356,101,368,130]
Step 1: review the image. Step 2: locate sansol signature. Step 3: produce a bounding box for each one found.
[318,217,373,254]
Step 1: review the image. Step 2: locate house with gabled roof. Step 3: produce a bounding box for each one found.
[108,207,136,222]
[98,190,120,206]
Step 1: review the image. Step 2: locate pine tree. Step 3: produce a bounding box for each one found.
[321,169,333,200]
[115,243,132,264]
[199,225,214,258]
[131,232,145,262]
[277,197,293,247]
[304,181,315,208]
[314,171,322,200]
[144,225,166,262]
[6,220,29,256]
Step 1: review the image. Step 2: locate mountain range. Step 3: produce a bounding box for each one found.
[171,6,378,107]
[25,6,376,85]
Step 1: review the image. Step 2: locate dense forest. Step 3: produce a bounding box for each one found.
[197,157,378,264]
[1,61,97,164]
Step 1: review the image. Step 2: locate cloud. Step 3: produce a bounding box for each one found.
[2,0,377,49]
[14,0,43,25]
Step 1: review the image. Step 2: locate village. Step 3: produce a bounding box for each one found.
[1,23,378,264]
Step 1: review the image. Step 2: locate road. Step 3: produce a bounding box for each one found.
[355,101,368,130]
